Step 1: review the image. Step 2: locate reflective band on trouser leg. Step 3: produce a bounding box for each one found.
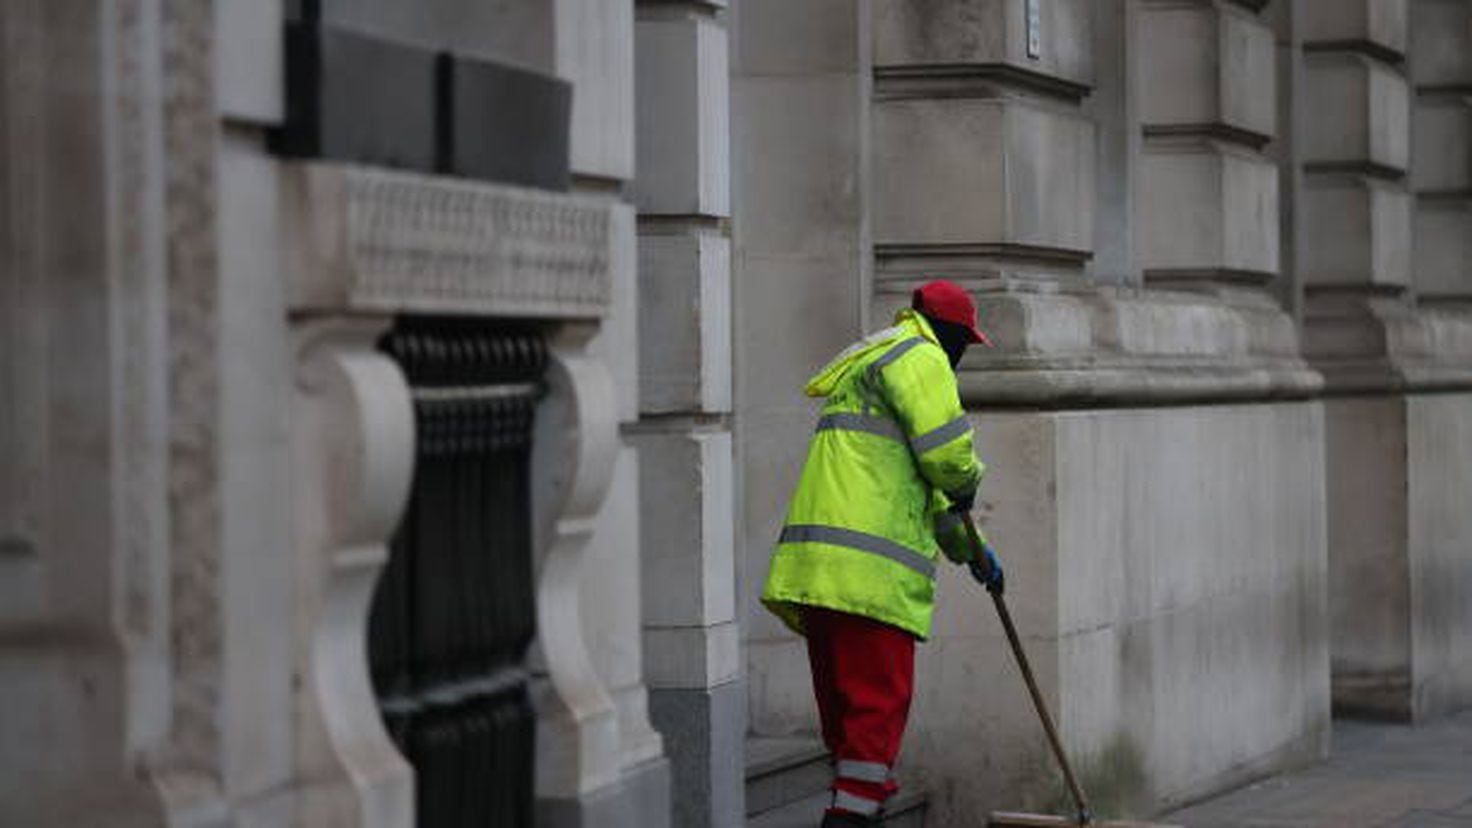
[779,524,937,580]
[835,759,890,784]
[831,790,882,817]
[815,412,906,443]
[911,415,972,455]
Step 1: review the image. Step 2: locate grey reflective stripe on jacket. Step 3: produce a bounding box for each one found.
[816,412,906,443]
[865,336,926,387]
[911,416,971,455]
[779,524,937,579]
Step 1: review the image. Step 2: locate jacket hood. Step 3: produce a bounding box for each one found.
[802,308,940,398]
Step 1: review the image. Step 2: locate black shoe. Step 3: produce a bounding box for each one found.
[820,811,877,828]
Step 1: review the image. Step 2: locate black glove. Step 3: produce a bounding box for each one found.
[948,487,977,514]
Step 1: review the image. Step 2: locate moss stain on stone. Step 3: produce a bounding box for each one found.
[1037,731,1150,820]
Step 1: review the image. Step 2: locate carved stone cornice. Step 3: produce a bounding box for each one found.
[1303,294,1472,394]
[905,284,1326,408]
[282,162,615,320]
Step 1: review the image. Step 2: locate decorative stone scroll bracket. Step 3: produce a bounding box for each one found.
[529,322,624,802]
[290,318,415,828]
[278,159,626,820]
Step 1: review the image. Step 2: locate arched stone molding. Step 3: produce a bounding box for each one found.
[289,318,416,827]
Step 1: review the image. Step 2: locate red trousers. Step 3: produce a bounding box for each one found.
[803,606,916,818]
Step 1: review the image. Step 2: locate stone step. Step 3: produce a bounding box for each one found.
[747,788,928,828]
[746,737,831,817]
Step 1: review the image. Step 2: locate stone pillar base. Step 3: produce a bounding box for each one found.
[649,681,746,828]
[537,755,672,828]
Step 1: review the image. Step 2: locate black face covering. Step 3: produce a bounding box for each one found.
[925,315,973,369]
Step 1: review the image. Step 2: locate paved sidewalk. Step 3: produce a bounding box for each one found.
[1165,712,1472,827]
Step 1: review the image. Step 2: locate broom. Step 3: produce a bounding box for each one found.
[962,514,1179,828]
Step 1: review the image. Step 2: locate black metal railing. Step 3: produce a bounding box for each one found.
[370,317,547,827]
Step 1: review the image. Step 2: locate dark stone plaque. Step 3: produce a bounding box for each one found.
[439,54,571,191]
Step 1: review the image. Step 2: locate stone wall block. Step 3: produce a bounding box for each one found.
[1413,200,1472,298]
[1301,176,1412,288]
[872,0,1094,87]
[296,0,556,72]
[1408,0,1472,87]
[1139,2,1275,139]
[638,231,733,415]
[634,428,736,628]
[643,622,740,690]
[873,97,1094,251]
[1300,0,1408,55]
[1303,53,1411,172]
[635,13,731,216]
[591,203,640,424]
[218,0,284,124]
[1411,97,1472,193]
[1137,142,1280,276]
[556,0,636,181]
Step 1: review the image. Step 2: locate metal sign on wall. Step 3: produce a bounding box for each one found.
[1027,0,1041,59]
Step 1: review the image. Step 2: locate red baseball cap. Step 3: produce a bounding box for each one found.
[913,279,991,346]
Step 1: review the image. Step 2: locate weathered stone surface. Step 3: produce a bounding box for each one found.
[638,229,733,414]
[635,13,731,217]
[872,0,1094,88]
[1325,394,1472,721]
[1408,0,1472,87]
[280,162,614,318]
[872,97,1094,252]
[650,681,745,828]
[1303,52,1411,172]
[1413,199,1472,298]
[216,0,283,124]
[1411,97,1472,193]
[733,0,858,75]
[217,132,295,807]
[292,0,556,72]
[1325,397,1414,719]
[731,75,864,261]
[1137,141,1279,278]
[590,203,640,424]
[1139,1,1275,139]
[556,0,635,181]
[1299,0,1408,55]
[632,427,736,629]
[1406,393,1472,719]
[1300,175,1412,288]
[644,621,741,690]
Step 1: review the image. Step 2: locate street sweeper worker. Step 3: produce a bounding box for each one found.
[761,278,1004,827]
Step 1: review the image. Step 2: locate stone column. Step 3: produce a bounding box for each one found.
[1306,0,1472,721]
[631,2,742,827]
[1,1,175,822]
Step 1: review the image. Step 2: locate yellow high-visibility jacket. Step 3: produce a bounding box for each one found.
[762,308,986,640]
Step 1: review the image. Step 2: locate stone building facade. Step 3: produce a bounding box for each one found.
[2,1,1471,827]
